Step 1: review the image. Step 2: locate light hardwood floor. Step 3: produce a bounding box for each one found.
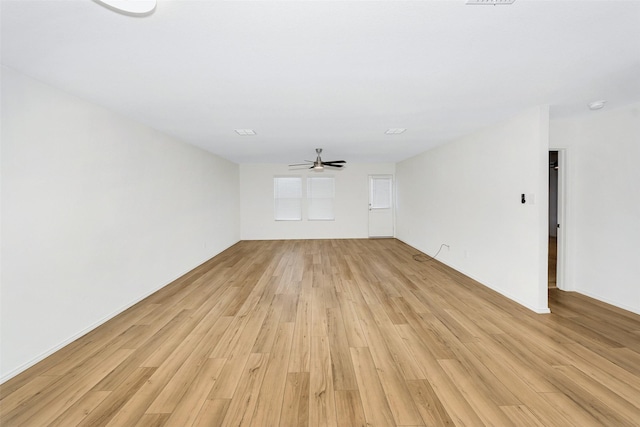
[548,236,557,288]
[2,239,639,426]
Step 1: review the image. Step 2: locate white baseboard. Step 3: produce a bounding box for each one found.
[0,242,239,384]
[396,238,551,314]
[444,259,551,314]
[1,284,165,383]
[571,288,640,316]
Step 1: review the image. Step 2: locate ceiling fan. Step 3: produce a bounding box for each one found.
[289,148,346,171]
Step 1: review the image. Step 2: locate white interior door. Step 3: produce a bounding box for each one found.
[368,175,394,237]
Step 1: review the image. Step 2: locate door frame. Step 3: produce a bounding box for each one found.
[553,149,567,291]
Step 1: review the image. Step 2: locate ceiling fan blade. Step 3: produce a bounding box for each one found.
[289,150,346,170]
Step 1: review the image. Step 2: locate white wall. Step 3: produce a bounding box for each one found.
[240,163,395,240]
[0,67,240,381]
[550,104,640,314]
[396,107,550,313]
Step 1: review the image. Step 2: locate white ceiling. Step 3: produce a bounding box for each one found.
[2,0,639,164]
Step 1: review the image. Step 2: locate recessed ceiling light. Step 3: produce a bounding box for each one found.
[588,100,607,111]
[234,129,256,136]
[385,128,406,135]
[94,0,156,15]
[466,0,515,5]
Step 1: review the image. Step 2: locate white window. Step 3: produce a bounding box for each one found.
[274,176,302,220]
[369,176,392,209]
[307,176,335,220]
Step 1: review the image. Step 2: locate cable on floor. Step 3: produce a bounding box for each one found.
[413,243,449,262]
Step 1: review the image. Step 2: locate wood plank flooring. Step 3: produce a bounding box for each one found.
[2,239,639,426]
[548,236,557,288]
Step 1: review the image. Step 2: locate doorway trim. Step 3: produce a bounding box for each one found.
[553,149,567,291]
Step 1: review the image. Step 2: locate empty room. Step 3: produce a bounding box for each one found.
[1,0,639,426]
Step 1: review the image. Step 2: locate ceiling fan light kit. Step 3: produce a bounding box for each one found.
[289,148,346,172]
